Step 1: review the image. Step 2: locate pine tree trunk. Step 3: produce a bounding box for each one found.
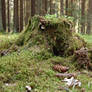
[0,0,3,30]
[31,0,35,17]
[50,0,52,14]
[87,0,92,34]
[1,0,6,30]
[71,0,74,16]
[81,0,85,34]
[14,0,19,32]
[60,0,64,15]
[45,0,47,14]
[25,0,31,25]
[24,0,26,25]
[66,0,68,15]
[36,0,41,15]
[7,0,10,32]
[19,0,23,32]
[42,0,47,15]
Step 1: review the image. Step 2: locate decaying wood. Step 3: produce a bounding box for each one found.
[39,16,48,31]
[56,73,77,78]
[0,45,19,57]
[74,47,92,70]
[0,49,9,56]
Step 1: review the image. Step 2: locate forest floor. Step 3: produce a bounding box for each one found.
[0,33,92,92]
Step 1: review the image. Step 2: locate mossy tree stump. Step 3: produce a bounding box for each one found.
[16,15,85,56]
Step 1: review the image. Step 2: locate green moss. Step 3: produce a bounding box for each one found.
[15,15,85,56]
[0,33,18,50]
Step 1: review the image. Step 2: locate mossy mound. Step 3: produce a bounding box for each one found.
[16,15,85,56]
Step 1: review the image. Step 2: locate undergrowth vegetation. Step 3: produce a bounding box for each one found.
[0,33,92,92]
[0,33,18,50]
[79,34,92,48]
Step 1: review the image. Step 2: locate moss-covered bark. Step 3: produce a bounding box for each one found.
[16,15,85,56]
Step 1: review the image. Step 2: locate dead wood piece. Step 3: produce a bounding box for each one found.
[74,47,92,70]
[39,17,48,31]
[56,73,77,78]
[0,45,19,57]
[0,50,9,56]
[58,86,64,90]
[39,16,48,23]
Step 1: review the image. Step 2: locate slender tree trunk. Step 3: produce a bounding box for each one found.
[60,0,64,15]
[49,0,52,14]
[81,0,85,34]
[87,0,92,34]
[66,0,68,15]
[1,0,6,30]
[24,0,26,26]
[36,0,41,15]
[7,0,10,32]
[19,0,23,32]
[0,0,3,30]
[42,0,47,15]
[50,0,52,14]
[70,0,74,16]
[25,0,31,25]
[14,0,19,32]
[31,0,35,17]
[45,0,47,14]
[49,0,55,15]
